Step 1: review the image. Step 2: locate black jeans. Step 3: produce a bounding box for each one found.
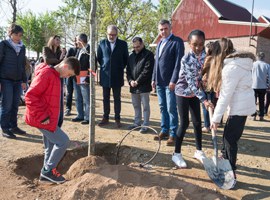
[264,91,270,114]
[175,96,202,153]
[102,86,121,120]
[65,76,74,111]
[254,89,266,117]
[222,115,247,171]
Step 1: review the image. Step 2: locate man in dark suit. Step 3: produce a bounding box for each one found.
[97,25,129,128]
[152,19,184,146]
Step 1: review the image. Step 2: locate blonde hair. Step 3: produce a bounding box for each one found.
[207,38,234,92]
[46,35,61,53]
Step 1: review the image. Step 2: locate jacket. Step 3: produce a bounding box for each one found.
[76,45,90,83]
[152,34,184,86]
[212,52,256,123]
[97,38,129,88]
[0,40,26,82]
[126,47,154,93]
[25,63,61,132]
[252,60,270,89]
[42,46,62,66]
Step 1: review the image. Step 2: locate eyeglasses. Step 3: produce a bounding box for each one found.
[107,33,117,37]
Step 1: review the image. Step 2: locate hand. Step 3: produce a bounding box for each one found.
[151,81,156,89]
[203,100,214,110]
[210,122,218,130]
[169,82,175,91]
[41,119,50,125]
[130,80,137,87]
[21,83,27,91]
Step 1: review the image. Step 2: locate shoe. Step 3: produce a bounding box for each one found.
[153,132,169,141]
[166,136,175,146]
[71,117,84,122]
[128,124,140,130]
[202,127,210,133]
[231,171,237,189]
[10,127,26,135]
[81,120,89,125]
[64,109,71,116]
[193,150,206,163]
[140,127,148,133]
[2,130,17,139]
[172,153,187,168]
[98,118,109,126]
[40,167,66,184]
[115,120,122,128]
[259,116,264,121]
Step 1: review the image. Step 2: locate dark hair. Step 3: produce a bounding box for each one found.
[132,37,143,43]
[78,33,88,44]
[64,57,81,75]
[159,19,171,26]
[257,52,265,60]
[188,29,205,41]
[8,24,24,36]
[206,41,214,56]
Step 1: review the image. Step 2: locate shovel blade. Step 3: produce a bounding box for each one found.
[203,157,236,190]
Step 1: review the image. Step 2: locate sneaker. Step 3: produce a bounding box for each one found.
[202,127,210,133]
[172,153,187,168]
[193,150,206,163]
[10,127,26,135]
[2,130,17,139]
[128,124,140,130]
[40,168,66,184]
[98,118,109,126]
[71,117,84,122]
[81,120,89,125]
[140,127,148,133]
[64,109,71,116]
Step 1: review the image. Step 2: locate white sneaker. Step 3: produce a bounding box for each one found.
[193,150,206,163]
[172,153,187,168]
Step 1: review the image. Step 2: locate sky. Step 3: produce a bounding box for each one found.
[0,0,270,27]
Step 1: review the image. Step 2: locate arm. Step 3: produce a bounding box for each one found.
[123,42,129,69]
[97,43,103,66]
[22,48,27,83]
[42,47,60,65]
[136,52,154,85]
[0,41,4,64]
[126,56,132,84]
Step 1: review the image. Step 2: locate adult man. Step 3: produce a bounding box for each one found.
[126,37,154,133]
[152,19,184,146]
[97,25,129,128]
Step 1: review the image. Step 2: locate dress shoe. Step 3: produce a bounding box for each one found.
[71,117,84,122]
[2,130,17,139]
[10,127,26,135]
[81,120,89,125]
[166,136,175,146]
[154,132,169,141]
[98,118,109,126]
[115,120,122,128]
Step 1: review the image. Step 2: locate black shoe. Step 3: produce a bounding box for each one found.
[71,117,84,122]
[40,167,66,184]
[2,130,17,139]
[81,120,89,125]
[10,127,26,135]
[64,109,71,116]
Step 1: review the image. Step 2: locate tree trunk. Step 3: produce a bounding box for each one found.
[9,0,17,23]
[88,0,97,156]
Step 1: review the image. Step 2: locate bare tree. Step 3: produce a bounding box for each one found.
[9,0,17,23]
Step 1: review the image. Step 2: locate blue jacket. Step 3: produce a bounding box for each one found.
[97,38,129,88]
[152,34,184,86]
[0,40,26,82]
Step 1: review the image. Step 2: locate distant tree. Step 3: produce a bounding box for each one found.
[158,0,181,20]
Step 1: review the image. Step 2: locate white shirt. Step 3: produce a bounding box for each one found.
[110,42,116,51]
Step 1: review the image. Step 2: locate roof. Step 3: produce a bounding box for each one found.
[258,15,270,24]
[205,0,258,22]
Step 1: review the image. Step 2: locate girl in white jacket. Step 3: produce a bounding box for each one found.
[208,38,256,180]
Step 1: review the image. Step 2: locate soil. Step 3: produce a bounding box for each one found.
[0,85,269,200]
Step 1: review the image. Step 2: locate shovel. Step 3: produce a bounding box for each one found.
[202,107,236,189]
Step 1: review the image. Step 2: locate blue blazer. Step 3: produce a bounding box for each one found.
[152,34,184,86]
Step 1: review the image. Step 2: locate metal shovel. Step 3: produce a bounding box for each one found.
[202,107,236,189]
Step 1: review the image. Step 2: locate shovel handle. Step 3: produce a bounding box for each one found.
[208,106,219,165]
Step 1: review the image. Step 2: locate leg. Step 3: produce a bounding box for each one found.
[258,89,266,117]
[165,87,178,137]
[73,79,84,119]
[156,86,169,134]
[131,93,142,126]
[42,135,54,167]
[65,76,74,111]
[265,91,270,114]
[9,81,22,129]
[1,80,14,131]
[222,116,247,170]
[202,104,210,129]
[80,84,90,121]
[175,96,190,153]
[112,87,121,120]
[140,92,150,126]
[58,79,64,127]
[102,87,111,119]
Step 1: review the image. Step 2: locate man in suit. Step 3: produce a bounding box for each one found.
[152,19,184,146]
[97,25,129,128]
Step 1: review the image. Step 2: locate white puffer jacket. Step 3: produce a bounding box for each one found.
[212,52,256,123]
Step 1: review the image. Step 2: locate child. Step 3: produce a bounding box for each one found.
[25,57,80,184]
[173,30,212,168]
[209,38,256,184]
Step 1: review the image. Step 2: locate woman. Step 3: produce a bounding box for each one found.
[209,38,256,184]
[0,24,27,139]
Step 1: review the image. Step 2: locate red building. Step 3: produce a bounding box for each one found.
[153,0,270,63]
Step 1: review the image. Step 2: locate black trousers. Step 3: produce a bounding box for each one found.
[254,89,266,117]
[65,76,74,110]
[222,115,247,171]
[102,86,121,120]
[175,96,202,153]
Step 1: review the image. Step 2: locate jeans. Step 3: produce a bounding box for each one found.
[0,80,22,131]
[175,96,202,153]
[254,89,266,117]
[131,92,150,126]
[80,84,90,121]
[73,79,84,119]
[156,86,178,137]
[102,87,121,120]
[222,115,247,170]
[65,76,74,111]
[202,92,215,128]
[39,127,70,170]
